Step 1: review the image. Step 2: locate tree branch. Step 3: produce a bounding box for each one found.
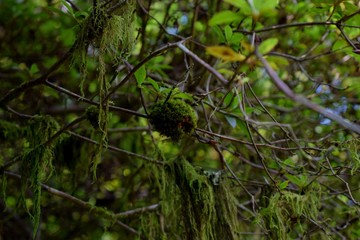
[176,43,229,84]
[255,49,360,135]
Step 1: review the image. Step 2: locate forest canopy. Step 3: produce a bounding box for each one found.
[0,0,360,239]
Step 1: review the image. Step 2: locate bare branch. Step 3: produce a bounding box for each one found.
[255,48,360,135]
[176,43,229,85]
[68,131,164,165]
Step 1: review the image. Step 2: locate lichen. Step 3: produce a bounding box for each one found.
[149,99,197,141]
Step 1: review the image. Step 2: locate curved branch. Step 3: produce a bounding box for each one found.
[256,49,360,135]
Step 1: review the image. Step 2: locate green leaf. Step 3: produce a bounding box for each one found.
[60,0,74,15]
[236,120,249,137]
[283,158,296,167]
[225,115,237,128]
[134,65,146,87]
[223,92,236,109]
[29,64,39,75]
[254,0,278,16]
[229,32,244,50]
[147,78,159,91]
[258,38,278,55]
[209,11,242,26]
[255,0,278,10]
[211,26,226,43]
[224,25,233,43]
[279,180,289,189]
[285,174,308,189]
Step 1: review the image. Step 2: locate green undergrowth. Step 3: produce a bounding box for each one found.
[142,158,240,239]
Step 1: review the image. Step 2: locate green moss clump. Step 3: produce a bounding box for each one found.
[149,99,197,141]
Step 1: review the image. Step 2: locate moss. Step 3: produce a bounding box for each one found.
[73,1,136,92]
[74,1,136,177]
[256,186,321,239]
[149,99,197,141]
[147,158,239,239]
[19,115,60,239]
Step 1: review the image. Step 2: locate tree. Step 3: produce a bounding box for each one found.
[1,0,359,239]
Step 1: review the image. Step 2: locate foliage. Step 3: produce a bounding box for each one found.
[0,0,360,239]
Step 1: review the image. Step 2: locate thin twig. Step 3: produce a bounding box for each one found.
[211,142,256,211]
[45,80,147,118]
[237,21,337,34]
[237,85,279,188]
[104,38,191,102]
[68,131,164,165]
[324,157,359,206]
[195,128,321,151]
[115,204,159,218]
[176,43,229,84]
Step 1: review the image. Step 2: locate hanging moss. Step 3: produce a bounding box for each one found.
[149,99,197,141]
[19,115,60,239]
[140,211,164,240]
[256,185,321,239]
[99,0,136,61]
[72,1,136,177]
[146,158,239,239]
[73,0,136,90]
[345,138,360,174]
